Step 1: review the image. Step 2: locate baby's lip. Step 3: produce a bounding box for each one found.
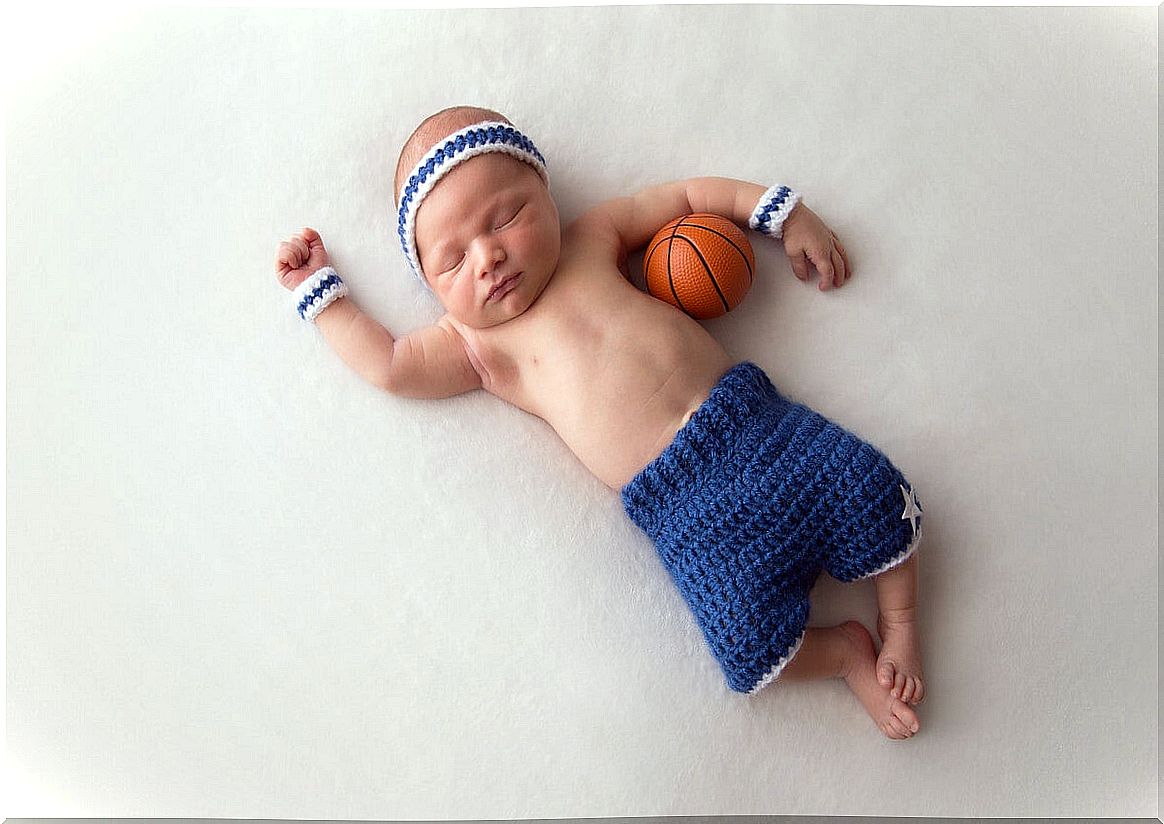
[487,272,521,302]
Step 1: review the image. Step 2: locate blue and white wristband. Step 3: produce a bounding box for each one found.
[748,184,803,240]
[293,266,348,322]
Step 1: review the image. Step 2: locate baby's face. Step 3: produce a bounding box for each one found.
[413,154,561,328]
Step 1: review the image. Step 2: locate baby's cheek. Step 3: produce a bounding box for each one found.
[453,285,480,321]
[537,241,560,277]
[509,228,535,263]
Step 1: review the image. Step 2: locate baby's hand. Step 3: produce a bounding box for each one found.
[275,227,331,291]
[781,204,852,291]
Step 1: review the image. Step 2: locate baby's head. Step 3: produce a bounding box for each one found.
[394,106,561,328]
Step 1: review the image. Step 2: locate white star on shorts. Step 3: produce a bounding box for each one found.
[899,484,922,537]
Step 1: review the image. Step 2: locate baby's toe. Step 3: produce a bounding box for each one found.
[881,720,907,740]
[901,677,917,704]
[910,678,926,705]
[885,716,906,739]
[892,702,920,737]
[877,660,895,688]
[893,671,907,700]
[883,713,912,740]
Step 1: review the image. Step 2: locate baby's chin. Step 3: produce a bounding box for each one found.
[445,272,552,328]
[448,300,530,329]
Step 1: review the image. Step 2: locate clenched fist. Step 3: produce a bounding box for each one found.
[275,227,331,291]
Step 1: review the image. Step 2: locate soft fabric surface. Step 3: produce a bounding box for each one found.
[621,361,923,694]
[5,5,1158,818]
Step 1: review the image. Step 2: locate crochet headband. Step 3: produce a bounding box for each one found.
[396,120,549,288]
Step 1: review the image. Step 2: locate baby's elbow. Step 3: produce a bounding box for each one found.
[378,354,421,397]
[377,357,474,400]
[376,331,483,399]
[375,341,409,395]
[375,365,402,395]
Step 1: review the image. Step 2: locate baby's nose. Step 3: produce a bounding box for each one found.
[474,241,506,276]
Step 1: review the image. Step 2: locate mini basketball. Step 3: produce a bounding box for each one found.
[643,213,755,320]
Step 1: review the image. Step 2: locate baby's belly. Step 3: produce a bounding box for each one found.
[512,304,735,489]
[552,391,717,490]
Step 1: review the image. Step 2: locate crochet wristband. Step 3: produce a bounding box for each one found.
[293,266,348,322]
[748,185,803,240]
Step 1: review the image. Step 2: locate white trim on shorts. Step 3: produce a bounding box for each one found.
[747,628,808,694]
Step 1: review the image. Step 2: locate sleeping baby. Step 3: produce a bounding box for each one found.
[275,105,927,739]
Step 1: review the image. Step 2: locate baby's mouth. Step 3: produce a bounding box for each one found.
[488,273,521,302]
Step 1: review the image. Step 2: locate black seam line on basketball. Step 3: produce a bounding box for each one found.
[674,235,730,313]
[666,220,689,315]
[678,223,754,284]
[644,236,663,275]
[646,215,726,273]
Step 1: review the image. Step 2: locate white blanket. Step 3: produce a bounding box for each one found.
[5,5,1158,818]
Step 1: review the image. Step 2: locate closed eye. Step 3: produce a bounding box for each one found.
[496,205,523,229]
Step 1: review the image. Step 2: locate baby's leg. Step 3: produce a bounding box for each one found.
[781,623,920,739]
[873,553,926,704]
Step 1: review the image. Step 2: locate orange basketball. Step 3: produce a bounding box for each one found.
[643,213,755,320]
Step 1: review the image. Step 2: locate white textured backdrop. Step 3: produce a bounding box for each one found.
[5,5,1158,818]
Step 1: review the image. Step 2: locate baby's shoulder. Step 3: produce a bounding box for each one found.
[568,198,621,233]
[564,202,623,255]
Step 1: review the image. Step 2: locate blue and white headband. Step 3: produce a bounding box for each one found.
[396,121,549,288]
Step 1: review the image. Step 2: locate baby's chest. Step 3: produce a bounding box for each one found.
[470,276,632,393]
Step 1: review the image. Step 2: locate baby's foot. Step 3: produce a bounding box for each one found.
[838,620,920,740]
[876,612,926,705]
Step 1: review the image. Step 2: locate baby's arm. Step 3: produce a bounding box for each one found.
[588,177,850,291]
[275,228,482,399]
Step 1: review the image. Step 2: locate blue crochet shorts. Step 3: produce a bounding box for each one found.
[620,362,923,694]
